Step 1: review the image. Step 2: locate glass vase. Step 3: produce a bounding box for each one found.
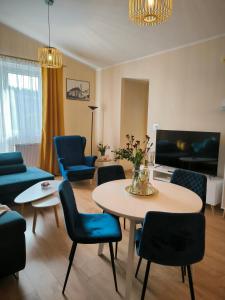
[128,165,156,196]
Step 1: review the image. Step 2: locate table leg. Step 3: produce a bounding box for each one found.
[53,205,60,228]
[32,209,38,233]
[98,243,105,256]
[21,203,24,215]
[125,219,136,300]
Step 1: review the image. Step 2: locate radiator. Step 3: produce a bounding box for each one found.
[15,143,40,167]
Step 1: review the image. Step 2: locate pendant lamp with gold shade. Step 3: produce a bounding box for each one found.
[129,0,173,26]
[38,0,62,68]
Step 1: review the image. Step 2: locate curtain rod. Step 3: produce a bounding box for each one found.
[0,53,66,67]
[0,53,39,63]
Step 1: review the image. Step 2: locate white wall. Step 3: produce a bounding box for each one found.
[98,36,225,176]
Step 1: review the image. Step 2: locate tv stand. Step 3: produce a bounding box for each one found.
[150,165,224,213]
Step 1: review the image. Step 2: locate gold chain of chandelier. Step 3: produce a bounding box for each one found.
[129,0,173,26]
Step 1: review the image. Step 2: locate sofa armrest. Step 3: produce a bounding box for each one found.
[84,156,97,167]
[0,211,26,239]
[0,211,26,278]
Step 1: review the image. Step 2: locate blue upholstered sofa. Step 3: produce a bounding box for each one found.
[0,210,26,278]
[54,135,97,182]
[0,152,54,205]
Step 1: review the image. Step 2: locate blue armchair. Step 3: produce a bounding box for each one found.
[54,136,97,182]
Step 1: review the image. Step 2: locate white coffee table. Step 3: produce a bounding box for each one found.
[14,180,61,233]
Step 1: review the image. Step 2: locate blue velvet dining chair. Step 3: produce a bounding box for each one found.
[97,165,126,258]
[171,169,207,213]
[54,135,97,182]
[58,180,122,294]
[135,168,207,280]
[136,212,205,300]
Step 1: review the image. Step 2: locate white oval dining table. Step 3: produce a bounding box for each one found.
[92,178,202,300]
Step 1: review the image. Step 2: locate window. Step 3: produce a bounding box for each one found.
[0,56,42,152]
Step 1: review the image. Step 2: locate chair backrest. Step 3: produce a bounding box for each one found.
[139,212,205,266]
[171,169,207,213]
[58,180,79,240]
[97,165,125,186]
[54,136,86,166]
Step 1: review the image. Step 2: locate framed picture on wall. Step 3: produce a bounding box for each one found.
[66,78,90,101]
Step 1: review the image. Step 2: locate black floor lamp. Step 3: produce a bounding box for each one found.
[88,106,98,156]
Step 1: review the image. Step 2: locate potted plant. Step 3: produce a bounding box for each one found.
[97,143,110,158]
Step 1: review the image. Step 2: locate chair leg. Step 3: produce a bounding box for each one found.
[135,257,143,278]
[53,205,60,228]
[115,242,118,259]
[141,260,151,300]
[32,209,38,234]
[124,218,126,230]
[109,242,118,292]
[187,265,195,300]
[62,242,77,294]
[181,266,185,283]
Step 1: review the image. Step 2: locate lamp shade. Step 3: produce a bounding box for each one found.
[38,47,63,68]
[129,0,173,26]
[88,106,98,111]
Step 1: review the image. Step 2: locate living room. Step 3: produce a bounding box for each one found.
[0,1,225,300]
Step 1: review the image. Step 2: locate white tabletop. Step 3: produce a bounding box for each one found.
[32,195,60,208]
[14,180,62,204]
[92,179,202,221]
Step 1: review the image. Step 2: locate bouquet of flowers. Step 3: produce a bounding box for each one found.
[112,134,153,170]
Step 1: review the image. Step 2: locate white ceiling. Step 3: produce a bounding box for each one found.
[0,0,225,69]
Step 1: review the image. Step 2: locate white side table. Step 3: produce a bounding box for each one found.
[95,158,116,167]
[14,180,61,232]
[32,194,60,233]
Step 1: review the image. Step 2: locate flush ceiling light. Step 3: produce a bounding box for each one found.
[38,0,62,68]
[129,0,173,26]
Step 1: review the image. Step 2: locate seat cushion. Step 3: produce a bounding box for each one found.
[66,165,95,175]
[74,213,122,244]
[0,167,54,195]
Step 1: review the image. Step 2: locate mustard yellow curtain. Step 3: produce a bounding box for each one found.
[39,67,64,175]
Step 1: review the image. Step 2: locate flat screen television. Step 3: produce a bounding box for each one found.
[155,130,220,176]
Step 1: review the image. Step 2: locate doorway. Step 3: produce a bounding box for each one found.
[120,78,149,169]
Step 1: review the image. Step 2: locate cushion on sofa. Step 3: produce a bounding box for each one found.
[0,152,24,166]
[0,163,27,175]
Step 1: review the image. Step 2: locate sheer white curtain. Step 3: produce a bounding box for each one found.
[0,56,42,152]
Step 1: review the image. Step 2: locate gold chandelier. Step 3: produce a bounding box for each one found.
[38,0,62,68]
[129,0,173,26]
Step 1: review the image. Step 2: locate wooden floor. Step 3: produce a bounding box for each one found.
[1,180,225,300]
